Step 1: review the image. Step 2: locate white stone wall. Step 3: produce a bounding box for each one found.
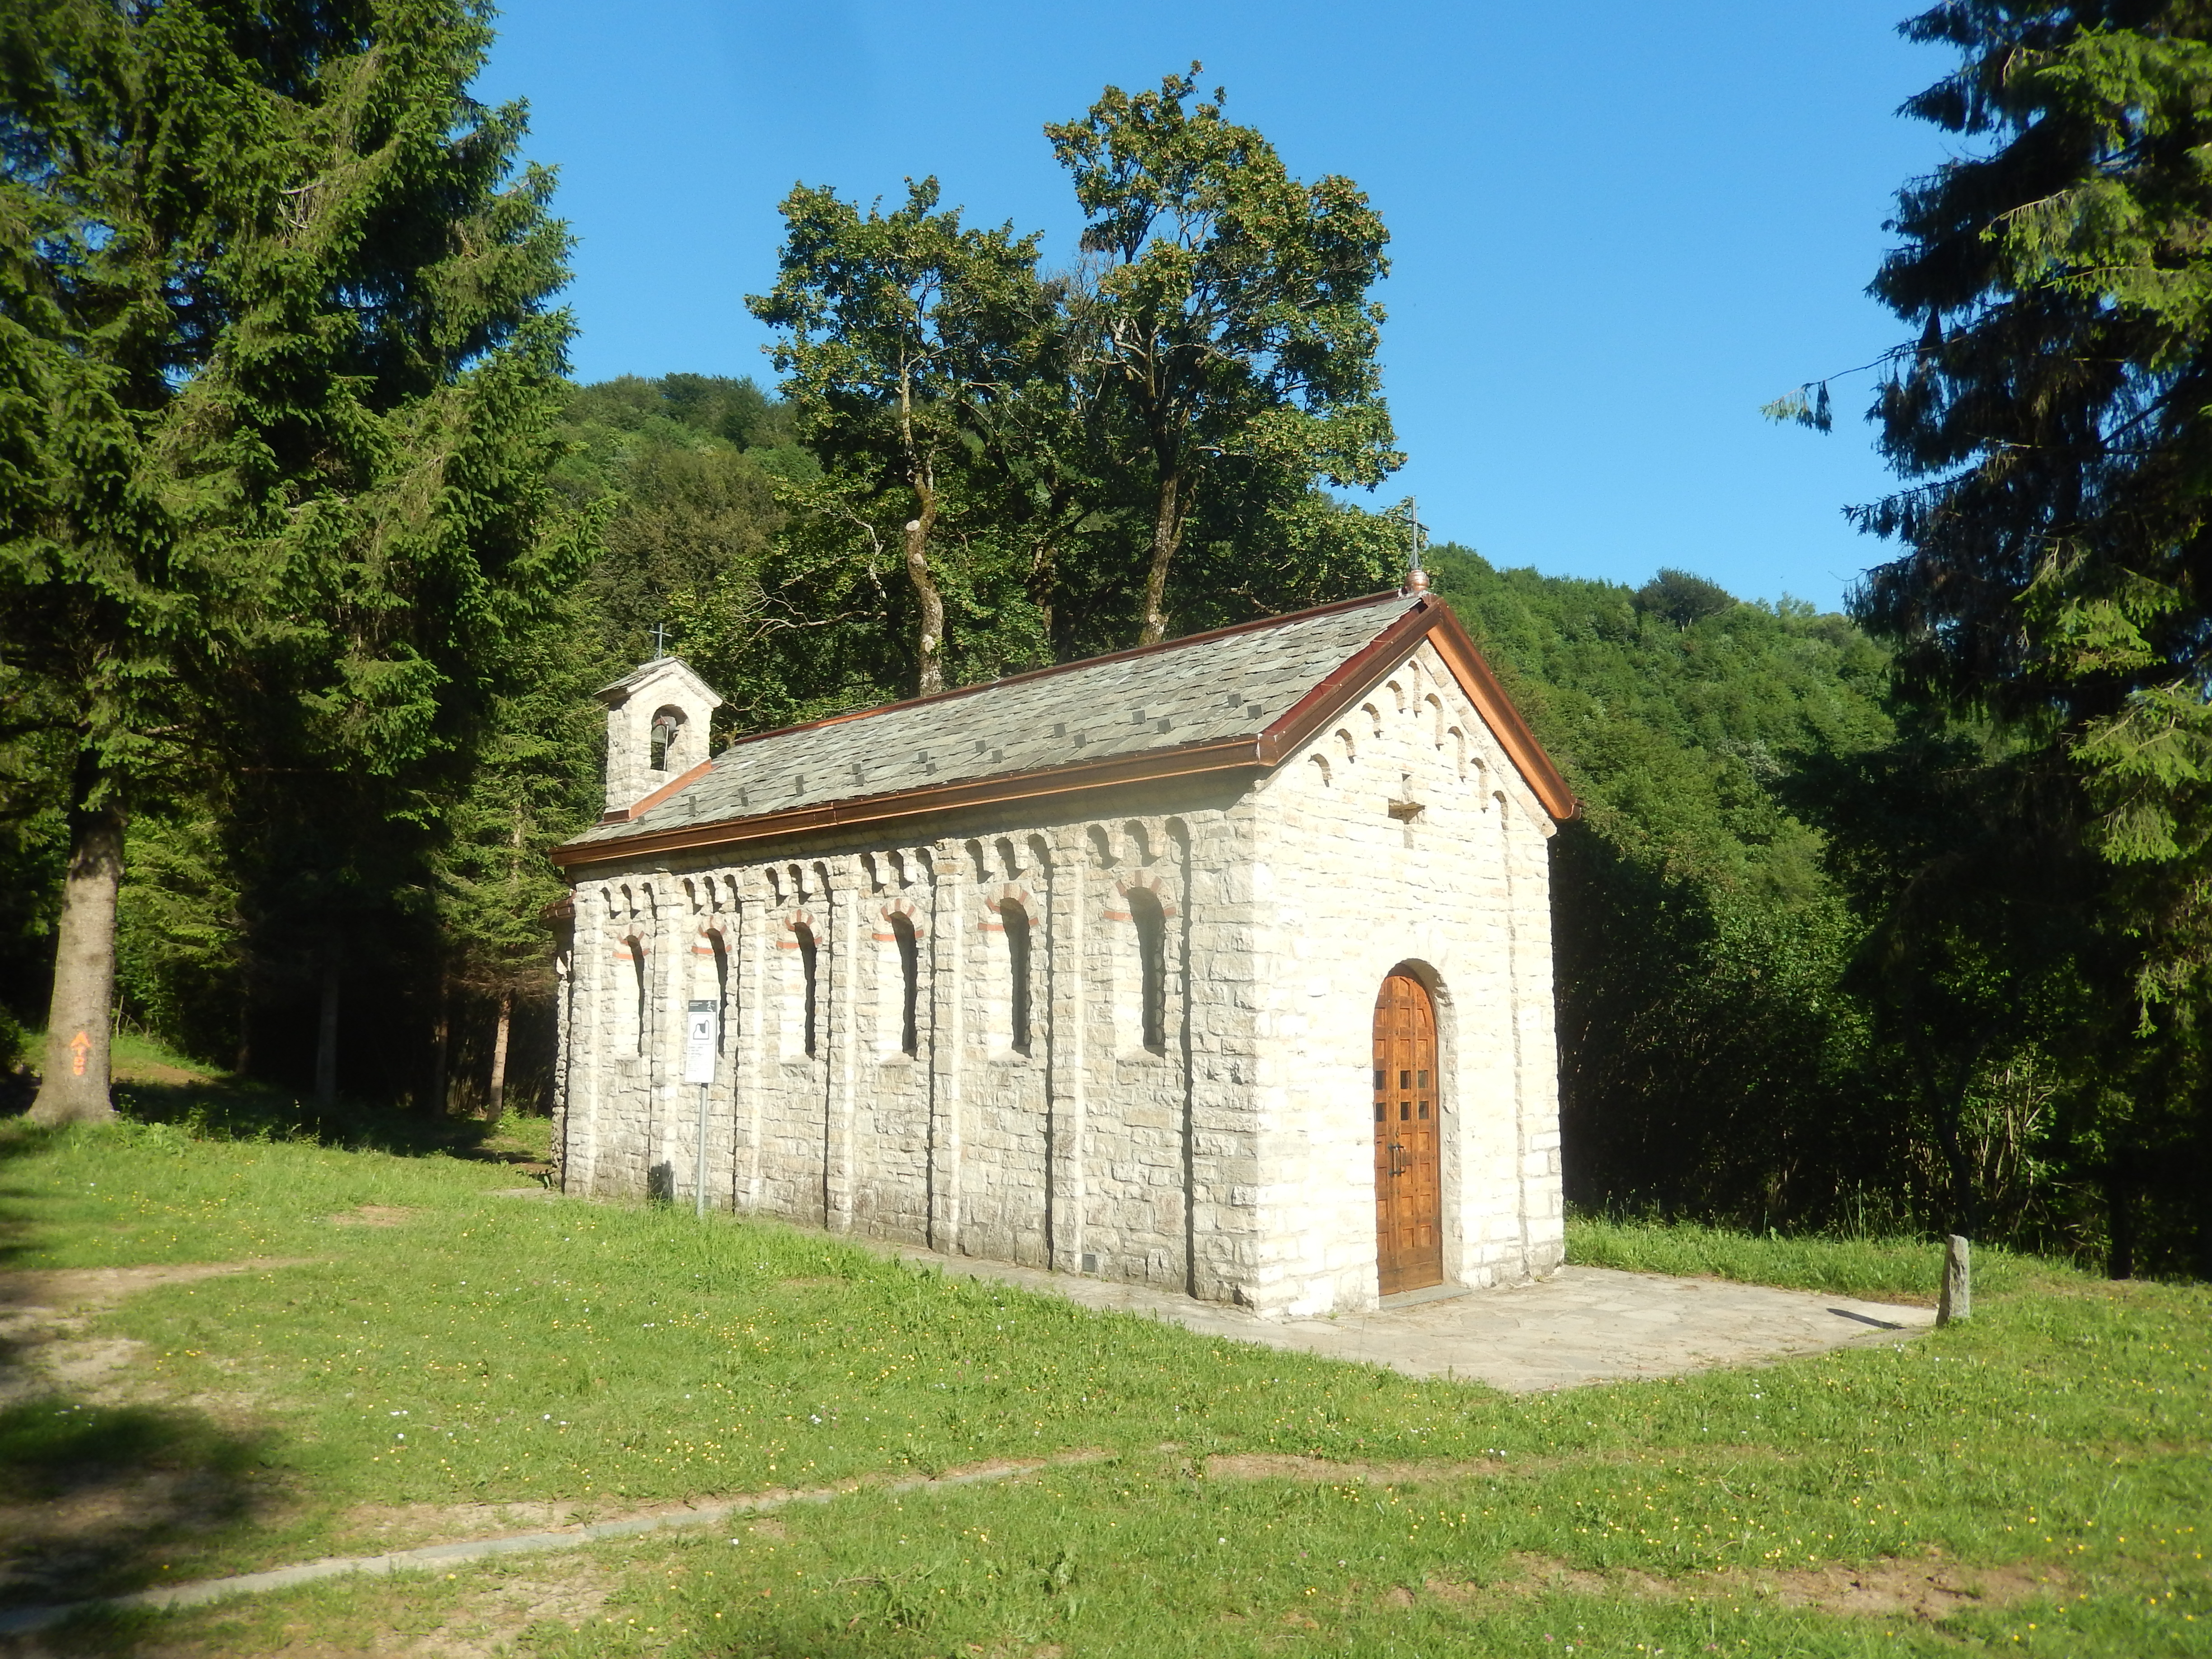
[1245,639,1565,1317]
[555,652,1563,1316]
[556,801,1249,1303]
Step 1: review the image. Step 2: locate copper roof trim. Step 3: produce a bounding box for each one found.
[1256,597,1575,820]
[598,757,714,826]
[1422,605,1579,820]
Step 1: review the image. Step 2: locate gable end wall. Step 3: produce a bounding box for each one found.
[1247,638,1565,1316]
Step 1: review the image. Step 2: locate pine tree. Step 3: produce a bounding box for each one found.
[0,0,583,1121]
[1780,1,2212,1268]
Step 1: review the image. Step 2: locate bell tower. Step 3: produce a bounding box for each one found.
[595,655,723,820]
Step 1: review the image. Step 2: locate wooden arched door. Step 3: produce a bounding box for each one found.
[1373,972,1443,1296]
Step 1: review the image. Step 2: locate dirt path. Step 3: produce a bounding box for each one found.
[0,1260,315,1410]
[0,1451,1117,1638]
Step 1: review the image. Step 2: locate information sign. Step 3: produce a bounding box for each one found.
[683,999,717,1085]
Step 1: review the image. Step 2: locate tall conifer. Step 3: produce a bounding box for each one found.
[1782,1,2212,1265]
[0,0,582,1120]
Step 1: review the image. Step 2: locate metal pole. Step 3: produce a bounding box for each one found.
[695,1082,708,1220]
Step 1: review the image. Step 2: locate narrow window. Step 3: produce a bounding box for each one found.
[650,711,679,772]
[711,932,730,1054]
[1128,888,1167,1053]
[890,912,919,1057]
[1003,900,1033,1055]
[796,923,819,1058]
[629,937,648,1054]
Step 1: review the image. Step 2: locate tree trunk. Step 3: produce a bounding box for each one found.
[314,952,341,1110]
[2197,1116,2212,1284]
[903,509,945,696]
[487,987,513,1121]
[1139,468,1184,646]
[2104,1162,2137,1279]
[30,750,123,1125]
[429,963,451,1114]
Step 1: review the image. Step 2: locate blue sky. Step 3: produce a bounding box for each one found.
[478,1,1954,613]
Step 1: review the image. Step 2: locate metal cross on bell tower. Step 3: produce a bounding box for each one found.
[1398,498,1429,594]
[651,622,668,659]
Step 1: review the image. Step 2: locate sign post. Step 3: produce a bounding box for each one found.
[683,999,717,1219]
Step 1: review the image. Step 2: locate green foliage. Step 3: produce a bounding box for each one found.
[1050,66,1402,643]
[1792,1,2212,1272]
[1424,546,1917,1229]
[430,611,602,1008]
[1633,567,1736,629]
[0,0,590,1103]
[114,812,245,1066]
[0,708,67,1021]
[747,177,1065,696]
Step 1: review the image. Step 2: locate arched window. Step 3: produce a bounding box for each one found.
[795,922,819,1058]
[1002,900,1033,1056]
[1127,889,1166,1053]
[710,931,730,1054]
[890,912,919,1057]
[650,708,682,772]
[628,935,648,1054]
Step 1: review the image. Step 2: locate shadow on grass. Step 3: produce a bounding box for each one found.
[3,1050,548,1172]
[0,1394,282,1613]
[103,1076,550,1170]
[0,1120,63,1278]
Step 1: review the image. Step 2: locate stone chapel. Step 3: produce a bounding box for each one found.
[548,582,1577,1318]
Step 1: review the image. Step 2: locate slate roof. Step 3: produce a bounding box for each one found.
[564,590,1429,854]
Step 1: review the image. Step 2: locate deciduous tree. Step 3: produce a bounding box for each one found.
[749,179,1059,695]
[1047,67,1402,645]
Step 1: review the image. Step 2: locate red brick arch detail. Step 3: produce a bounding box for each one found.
[876,897,927,941]
[1113,870,1177,921]
[979,883,1035,932]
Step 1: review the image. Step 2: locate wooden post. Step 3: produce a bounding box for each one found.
[1937,1233,1971,1326]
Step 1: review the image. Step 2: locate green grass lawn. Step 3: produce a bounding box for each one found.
[1563,1213,2043,1303]
[0,1091,2205,1657]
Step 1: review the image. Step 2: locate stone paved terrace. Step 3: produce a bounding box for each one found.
[883,1247,1936,1391]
